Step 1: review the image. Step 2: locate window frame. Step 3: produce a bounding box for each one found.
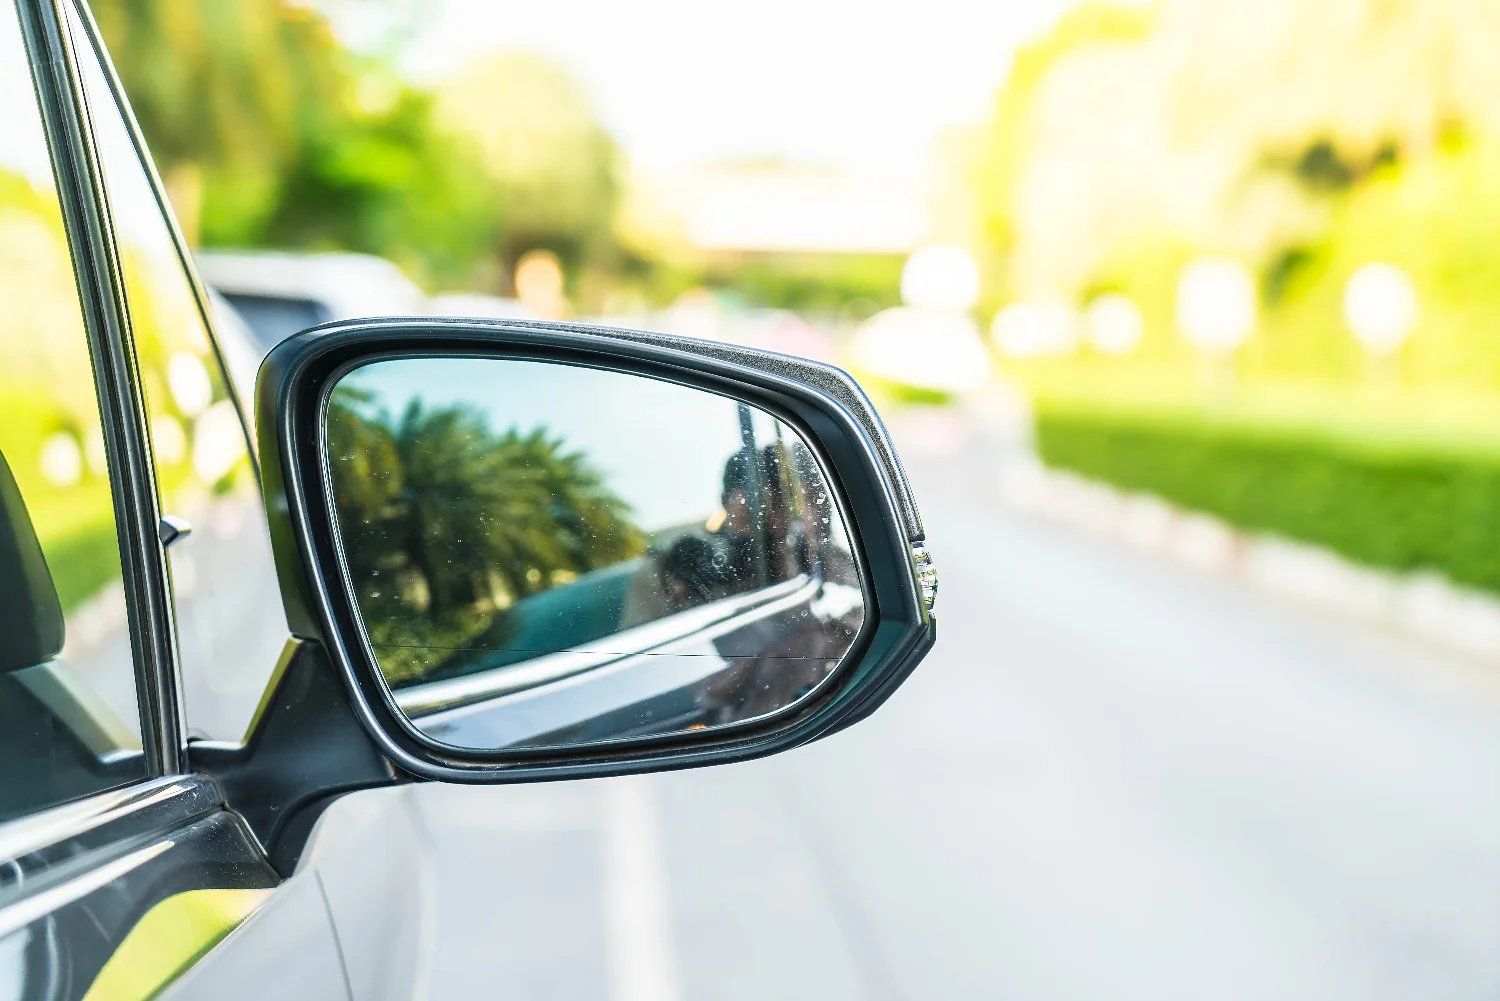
[60,0,260,476]
[16,0,186,776]
[62,0,291,750]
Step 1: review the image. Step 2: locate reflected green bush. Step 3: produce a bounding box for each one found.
[1035,405,1500,593]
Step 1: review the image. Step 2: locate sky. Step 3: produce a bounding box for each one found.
[323,0,1081,184]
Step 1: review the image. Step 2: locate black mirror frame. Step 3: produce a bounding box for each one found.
[257,317,935,782]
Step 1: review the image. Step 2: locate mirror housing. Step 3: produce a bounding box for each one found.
[256,317,935,782]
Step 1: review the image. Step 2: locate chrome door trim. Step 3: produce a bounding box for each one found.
[0,772,278,1001]
[0,840,174,940]
[0,776,218,872]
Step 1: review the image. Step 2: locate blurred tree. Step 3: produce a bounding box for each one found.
[88,0,502,288]
[977,0,1500,302]
[974,1,1153,292]
[976,0,1500,396]
[260,79,501,287]
[88,0,297,241]
[437,51,622,291]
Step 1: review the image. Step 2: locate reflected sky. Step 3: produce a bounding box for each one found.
[341,358,773,532]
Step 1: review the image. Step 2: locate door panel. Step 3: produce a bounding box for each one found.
[154,874,349,1001]
[0,777,281,1001]
[296,787,433,1001]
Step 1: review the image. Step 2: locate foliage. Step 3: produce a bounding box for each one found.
[87,0,297,192]
[257,84,500,288]
[978,0,1500,408]
[436,51,622,285]
[979,0,1500,297]
[1035,403,1500,593]
[1247,138,1500,391]
[707,254,904,315]
[325,388,644,684]
[43,520,124,613]
[88,0,502,288]
[974,1,1154,283]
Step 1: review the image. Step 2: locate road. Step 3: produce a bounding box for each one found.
[409,403,1500,1001]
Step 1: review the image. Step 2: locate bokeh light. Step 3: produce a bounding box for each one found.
[514,250,568,320]
[1175,258,1256,355]
[1343,262,1419,356]
[900,244,981,311]
[1085,294,1144,356]
[991,301,1078,359]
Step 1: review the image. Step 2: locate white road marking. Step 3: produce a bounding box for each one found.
[603,775,680,1001]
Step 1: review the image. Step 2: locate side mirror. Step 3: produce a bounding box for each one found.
[257,318,935,782]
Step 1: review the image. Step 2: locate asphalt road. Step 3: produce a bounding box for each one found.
[411,404,1500,1001]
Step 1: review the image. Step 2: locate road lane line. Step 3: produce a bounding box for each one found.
[603,775,680,1001]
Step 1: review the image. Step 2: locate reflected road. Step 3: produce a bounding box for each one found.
[409,402,1500,1000]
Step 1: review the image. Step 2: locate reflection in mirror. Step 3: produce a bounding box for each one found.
[325,357,866,751]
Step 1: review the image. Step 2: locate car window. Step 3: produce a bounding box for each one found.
[217,293,330,353]
[0,3,147,822]
[68,8,290,743]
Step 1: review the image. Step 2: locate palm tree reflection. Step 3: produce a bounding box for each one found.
[327,387,645,686]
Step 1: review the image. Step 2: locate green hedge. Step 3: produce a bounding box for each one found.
[1034,407,1500,594]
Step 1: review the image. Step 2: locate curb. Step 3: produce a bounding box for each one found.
[998,454,1500,661]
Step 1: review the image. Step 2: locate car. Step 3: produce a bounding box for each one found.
[0,2,936,998]
[193,249,428,352]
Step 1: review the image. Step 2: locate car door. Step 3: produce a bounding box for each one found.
[2,1,937,997]
[0,0,349,997]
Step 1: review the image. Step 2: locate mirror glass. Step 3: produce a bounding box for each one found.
[325,357,866,751]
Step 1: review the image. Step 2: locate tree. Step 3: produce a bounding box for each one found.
[325,388,644,684]
[88,0,503,288]
[437,51,622,287]
[975,0,1500,304]
[88,0,297,240]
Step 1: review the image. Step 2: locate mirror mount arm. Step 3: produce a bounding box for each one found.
[189,638,404,876]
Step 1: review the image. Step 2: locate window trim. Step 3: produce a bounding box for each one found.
[63,0,296,753]
[61,0,262,481]
[15,0,184,774]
